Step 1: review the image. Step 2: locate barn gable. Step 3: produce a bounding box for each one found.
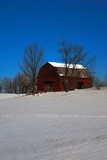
[48,62,91,78]
[37,62,92,92]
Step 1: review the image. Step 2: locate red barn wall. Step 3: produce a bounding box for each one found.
[78,78,92,88]
[38,63,62,92]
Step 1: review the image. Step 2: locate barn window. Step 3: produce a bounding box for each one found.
[44,81,54,92]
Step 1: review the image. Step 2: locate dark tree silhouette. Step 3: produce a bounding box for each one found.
[19,42,44,94]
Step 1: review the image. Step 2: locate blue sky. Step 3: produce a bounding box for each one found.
[0,0,107,79]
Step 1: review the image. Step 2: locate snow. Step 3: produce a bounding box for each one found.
[49,62,85,69]
[0,94,25,100]
[0,88,107,160]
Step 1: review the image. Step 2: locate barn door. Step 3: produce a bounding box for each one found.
[44,81,54,92]
[78,82,84,89]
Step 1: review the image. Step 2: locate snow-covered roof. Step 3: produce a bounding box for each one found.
[48,62,85,69]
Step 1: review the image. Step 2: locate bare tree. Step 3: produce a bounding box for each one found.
[19,42,44,94]
[93,76,104,89]
[13,73,29,93]
[104,73,107,86]
[58,39,95,92]
[2,77,13,93]
[0,78,2,93]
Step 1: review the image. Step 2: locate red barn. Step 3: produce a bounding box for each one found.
[37,62,92,92]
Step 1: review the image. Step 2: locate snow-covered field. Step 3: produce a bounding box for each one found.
[0,88,107,160]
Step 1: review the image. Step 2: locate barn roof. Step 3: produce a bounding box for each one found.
[48,62,85,69]
[48,62,91,78]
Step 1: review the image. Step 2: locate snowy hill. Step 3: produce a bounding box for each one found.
[0,89,107,160]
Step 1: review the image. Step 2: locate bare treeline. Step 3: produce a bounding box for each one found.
[0,73,28,93]
[93,74,107,89]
